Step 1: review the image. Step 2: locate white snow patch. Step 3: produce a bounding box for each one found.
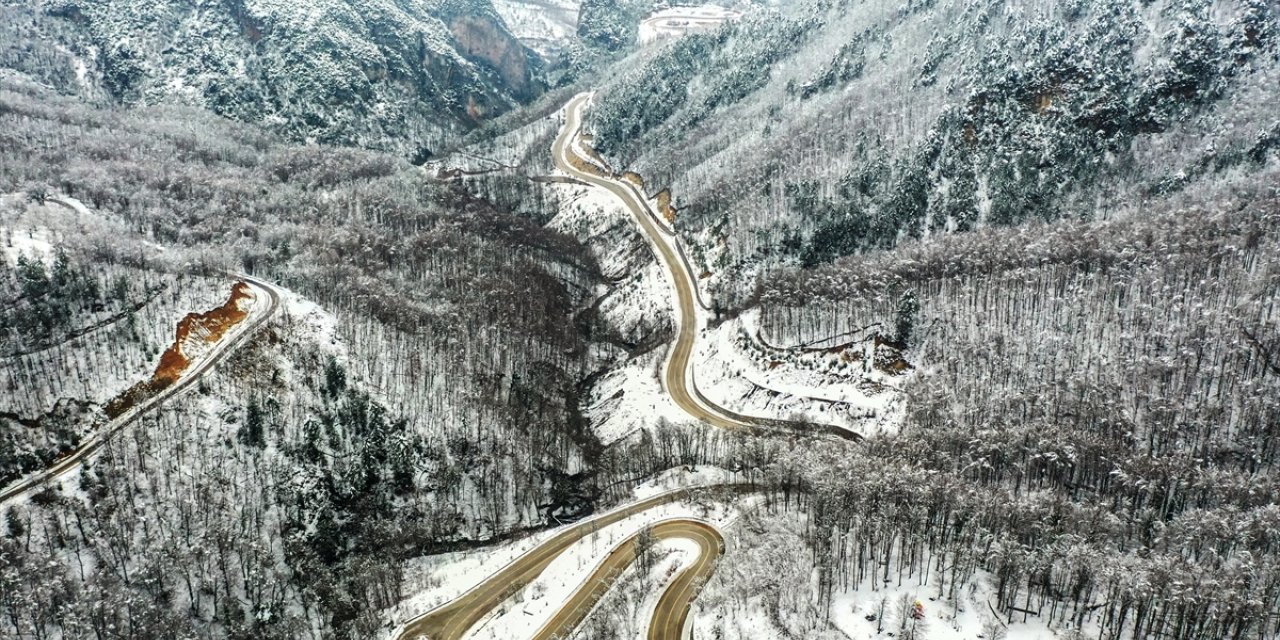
[824,572,1066,640]
[2,227,55,266]
[279,287,346,361]
[632,465,747,499]
[382,494,740,640]
[693,310,905,438]
[639,5,741,44]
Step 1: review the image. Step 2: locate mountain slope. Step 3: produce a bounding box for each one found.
[586,0,1280,306]
[5,0,545,157]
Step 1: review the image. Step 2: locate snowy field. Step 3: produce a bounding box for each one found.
[638,5,742,44]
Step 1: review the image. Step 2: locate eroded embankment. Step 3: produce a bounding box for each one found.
[104,282,254,418]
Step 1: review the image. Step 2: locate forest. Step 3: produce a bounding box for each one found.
[730,186,1280,638]
[0,72,631,638]
[2,0,1279,638]
[586,0,1280,307]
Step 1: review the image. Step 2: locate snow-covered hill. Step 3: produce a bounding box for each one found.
[3,0,546,157]
[587,0,1280,305]
[494,0,581,55]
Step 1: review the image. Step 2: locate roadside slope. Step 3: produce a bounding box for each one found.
[553,93,859,441]
[0,275,280,504]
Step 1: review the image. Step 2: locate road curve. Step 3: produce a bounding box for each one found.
[553,94,860,442]
[639,8,740,44]
[531,519,723,640]
[0,275,281,505]
[395,486,743,640]
[553,94,747,433]
[396,92,855,640]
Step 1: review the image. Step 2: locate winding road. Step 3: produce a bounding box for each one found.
[554,94,860,443]
[395,487,741,640]
[398,92,853,640]
[553,94,755,433]
[533,519,723,640]
[0,275,280,505]
[638,7,740,44]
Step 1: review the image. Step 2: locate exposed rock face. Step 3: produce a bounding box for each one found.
[449,13,536,100]
[17,0,546,157]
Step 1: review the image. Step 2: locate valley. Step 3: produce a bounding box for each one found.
[2,1,1279,639]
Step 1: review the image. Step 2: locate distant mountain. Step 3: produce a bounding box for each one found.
[2,0,547,158]
[586,0,1280,305]
[493,0,581,55]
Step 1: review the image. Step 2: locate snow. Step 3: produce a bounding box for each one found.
[573,537,702,640]
[382,491,742,640]
[693,309,905,438]
[548,134,902,438]
[164,281,273,382]
[278,286,346,361]
[2,226,55,266]
[585,350,694,443]
[638,5,741,45]
[824,572,1066,640]
[632,465,747,499]
[494,0,580,54]
[547,183,692,442]
[466,515,708,640]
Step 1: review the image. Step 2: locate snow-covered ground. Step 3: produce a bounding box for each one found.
[494,0,580,54]
[631,464,747,499]
[694,309,906,438]
[1,194,70,265]
[638,5,741,45]
[548,104,906,440]
[382,490,745,640]
[825,574,1064,640]
[2,226,54,266]
[548,182,693,443]
[693,509,1082,640]
[467,523,703,640]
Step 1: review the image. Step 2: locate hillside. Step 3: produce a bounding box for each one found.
[0,75,619,637]
[3,1,1280,640]
[1,0,546,158]
[586,0,1280,306]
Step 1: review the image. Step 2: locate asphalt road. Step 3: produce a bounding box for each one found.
[552,94,752,433]
[552,94,860,443]
[530,519,724,640]
[396,488,735,640]
[397,92,856,640]
[0,275,280,505]
[639,8,739,43]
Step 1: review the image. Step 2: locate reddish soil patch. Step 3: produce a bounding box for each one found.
[656,189,677,224]
[104,282,254,419]
[567,140,611,177]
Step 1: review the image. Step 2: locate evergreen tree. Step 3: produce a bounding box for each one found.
[894,290,920,347]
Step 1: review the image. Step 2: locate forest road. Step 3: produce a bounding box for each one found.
[639,7,740,43]
[395,487,741,640]
[531,519,723,640]
[394,92,850,640]
[553,93,860,442]
[0,275,281,505]
[552,93,749,433]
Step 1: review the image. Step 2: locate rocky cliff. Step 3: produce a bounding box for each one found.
[6,0,545,158]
